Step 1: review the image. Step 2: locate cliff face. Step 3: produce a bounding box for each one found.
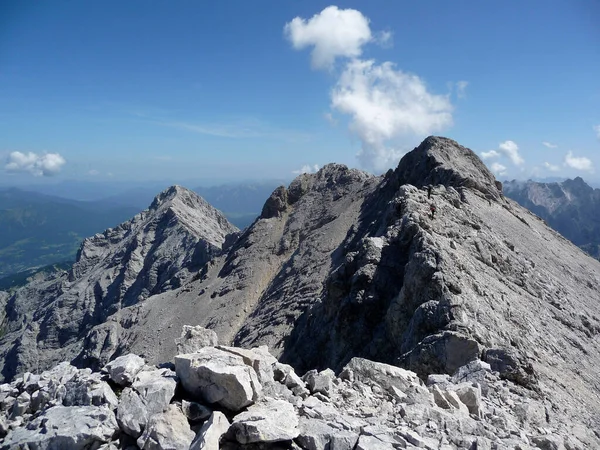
[504,177,600,258]
[2,137,600,435]
[0,186,238,379]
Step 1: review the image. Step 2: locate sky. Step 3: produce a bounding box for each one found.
[1,0,599,186]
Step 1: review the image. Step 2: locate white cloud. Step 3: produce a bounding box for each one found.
[5,151,66,176]
[490,162,507,176]
[594,124,600,139]
[292,164,320,174]
[324,112,337,126]
[498,140,524,166]
[375,30,393,47]
[542,141,557,149]
[543,162,560,172]
[481,150,500,160]
[331,59,453,171]
[284,6,372,70]
[456,81,468,99]
[564,151,594,172]
[88,169,100,176]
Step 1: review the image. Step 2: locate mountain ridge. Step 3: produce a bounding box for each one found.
[1,136,599,439]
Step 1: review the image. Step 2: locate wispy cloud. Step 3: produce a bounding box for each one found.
[88,169,100,176]
[158,119,311,143]
[324,112,338,126]
[564,151,594,172]
[456,81,469,99]
[292,164,320,174]
[542,141,557,149]
[5,151,66,176]
[594,124,600,139]
[498,140,524,166]
[481,150,500,160]
[543,162,560,172]
[490,162,507,176]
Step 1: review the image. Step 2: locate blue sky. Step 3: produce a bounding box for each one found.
[1,0,599,185]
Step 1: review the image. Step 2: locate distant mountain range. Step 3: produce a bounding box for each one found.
[0,188,139,279]
[503,177,600,259]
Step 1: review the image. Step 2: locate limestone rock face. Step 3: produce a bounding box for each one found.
[103,353,146,386]
[229,398,300,444]
[174,347,261,411]
[0,185,237,380]
[2,405,118,449]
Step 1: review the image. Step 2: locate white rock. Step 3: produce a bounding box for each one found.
[175,347,261,411]
[137,404,195,450]
[190,411,231,450]
[230,398,299,444]
[2,405,118,449]
[103,354,146,386]
[176,325,219,354]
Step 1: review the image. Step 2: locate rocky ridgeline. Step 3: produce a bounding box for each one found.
[2,326,595,450]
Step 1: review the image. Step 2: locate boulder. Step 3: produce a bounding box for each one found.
[137,404,195,450]
[103,354,146,386]
[342,358,422,393]
[190,411,231,450]
[176,325,219,354]
[230,398,299,444]
[116,388,148,438]
[175,347,261,411]
[219,345,277,385]
[2,405,118,449]
[132,367,177,415]
[296,417,358,450]
[304,369,335,397]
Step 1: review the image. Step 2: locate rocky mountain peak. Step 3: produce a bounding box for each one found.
[0,185,239,379]
[393,136,503,200]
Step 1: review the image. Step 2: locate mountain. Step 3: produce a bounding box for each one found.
[503,177,600,258]
[0,188,140,278]
[1,137,600,442]
[0,186,238,380]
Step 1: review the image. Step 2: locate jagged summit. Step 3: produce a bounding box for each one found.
[393,136,503,200]
[0,185,238,379]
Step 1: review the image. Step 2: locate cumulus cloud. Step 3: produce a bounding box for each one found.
[498,140,524,166]
[542,141,557,149]
[286,6,454,172]
[543,162,560,172]
[331,59,453,171]
[292,164,320,174]
[481,150,500,160]
[564,151,594,172]
[284,6,372,69]
[456,81,468,99]
[490,162,507,176]
[594,124,600,139]
[5,151,66,176]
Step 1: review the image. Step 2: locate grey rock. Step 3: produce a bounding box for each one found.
[117,387,148,438]
[342,358,422,393]
[2,405,118,449]
[132,367,177,415]
[103,353,146,386]
[304,369,335,397]
[176,325,218,354]
[190,411,230,450]
[230,398,299,444]
[175,347,261,411]
[296,417,358,450]
[219,344,277,386]
[136,404,195,450]
[181,399,212,422]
